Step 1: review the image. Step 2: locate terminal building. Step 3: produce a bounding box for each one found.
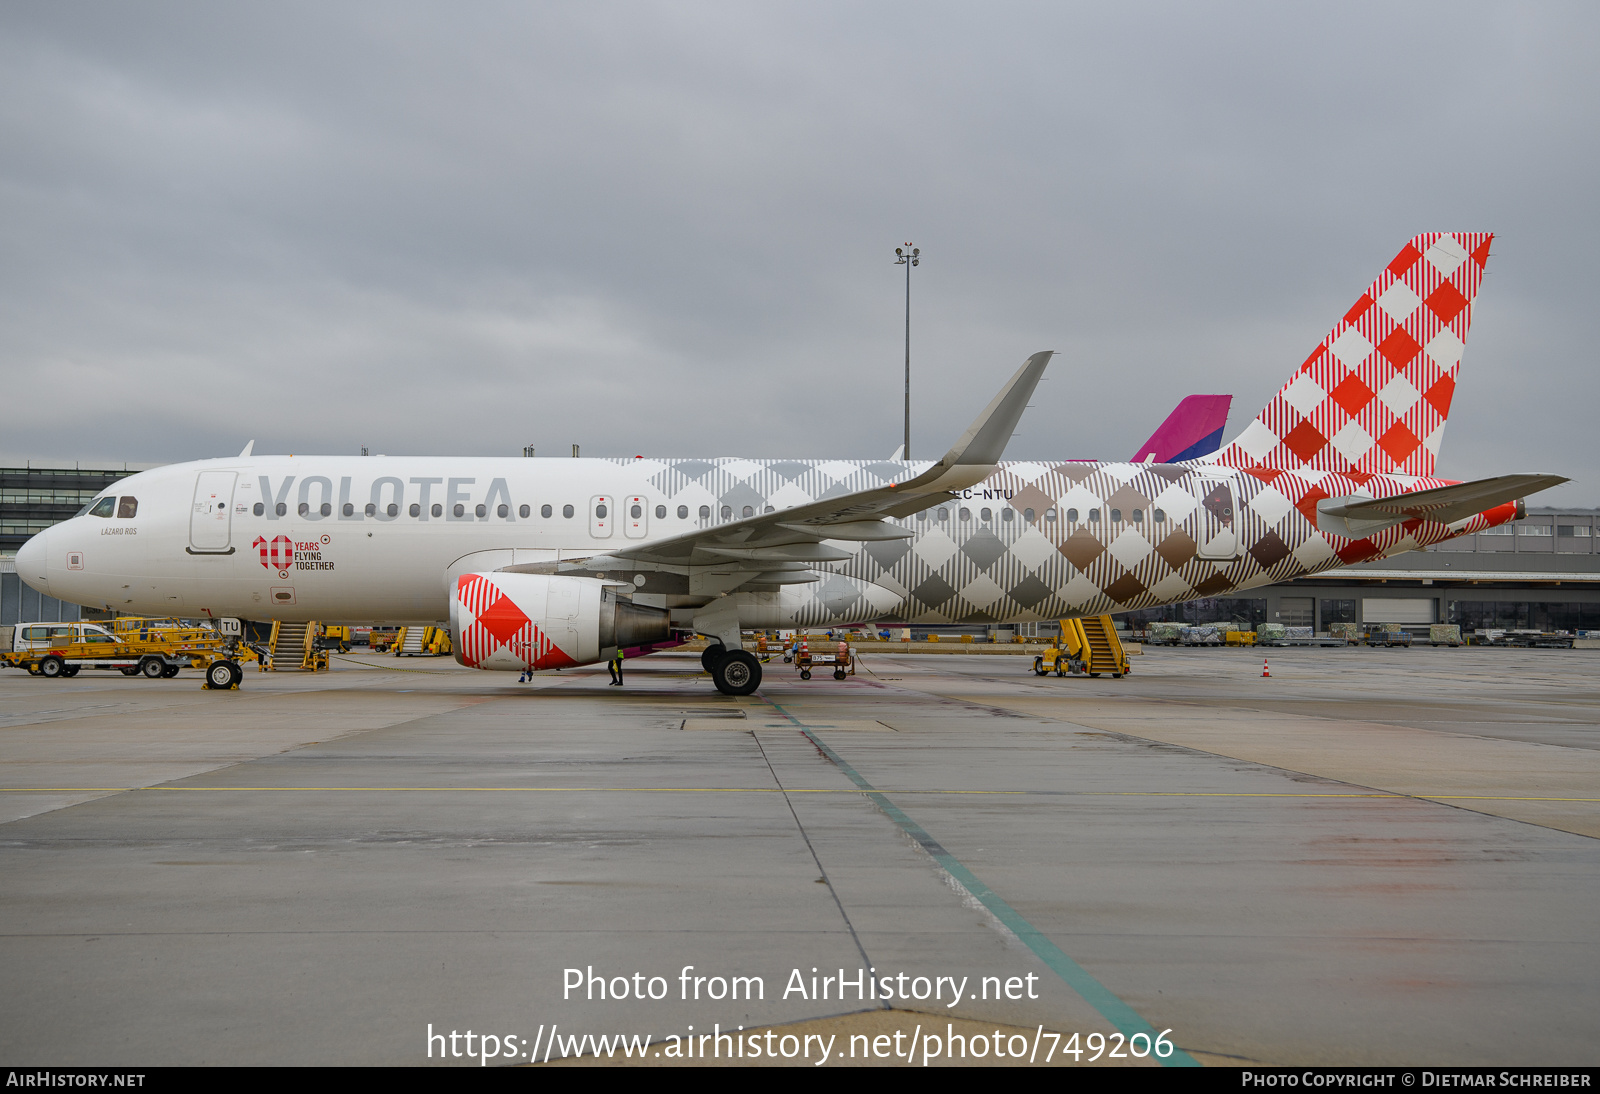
[2,465,1596,635]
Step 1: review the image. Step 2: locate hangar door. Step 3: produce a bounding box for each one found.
[1362,598,1435,625]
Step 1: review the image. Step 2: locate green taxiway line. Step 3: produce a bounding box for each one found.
[763,698,1201,1068]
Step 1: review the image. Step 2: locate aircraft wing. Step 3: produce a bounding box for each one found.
[587,350,1054,571]
[1317,473,1569,538]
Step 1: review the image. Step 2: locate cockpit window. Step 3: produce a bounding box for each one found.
[88,497,116,518]
[117,496,138,519]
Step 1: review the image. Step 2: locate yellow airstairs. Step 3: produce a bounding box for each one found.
[266,620,329,672]
[1032,616,1131,678]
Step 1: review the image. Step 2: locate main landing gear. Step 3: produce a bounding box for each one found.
[702,643,762,696]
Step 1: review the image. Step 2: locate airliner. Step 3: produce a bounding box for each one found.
[14,233,1565,695]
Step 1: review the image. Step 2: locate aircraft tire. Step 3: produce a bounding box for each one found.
[141,657,166,679]
[712,650,761,696]
[701,644,725,674]
[206,660,238,690]
[39,656,65,679]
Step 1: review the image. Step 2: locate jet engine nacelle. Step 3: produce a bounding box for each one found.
[449,572,670,671]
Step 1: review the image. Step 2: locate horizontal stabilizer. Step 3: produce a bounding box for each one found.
[1317,473,1568,538]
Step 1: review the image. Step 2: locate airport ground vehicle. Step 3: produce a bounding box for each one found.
[1,618,255,687]
[1364,624,1414,648]
[1033,617,1129,678]
[794,638,852,680]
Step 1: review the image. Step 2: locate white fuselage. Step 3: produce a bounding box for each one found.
[16,453,1503,629]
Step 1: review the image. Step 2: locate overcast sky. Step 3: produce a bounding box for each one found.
[2,2,1596,505]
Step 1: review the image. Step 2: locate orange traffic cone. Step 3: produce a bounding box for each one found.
[1261,658,1271,678]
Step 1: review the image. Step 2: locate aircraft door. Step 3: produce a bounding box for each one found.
[624,495,647,539]
[590,495,614,539]
[189,471,238,554]
[1194,475,1239,560]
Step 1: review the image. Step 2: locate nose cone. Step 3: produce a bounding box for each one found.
[15,528,50,595]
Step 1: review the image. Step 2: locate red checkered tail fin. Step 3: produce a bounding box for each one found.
[1211,233,1492,478]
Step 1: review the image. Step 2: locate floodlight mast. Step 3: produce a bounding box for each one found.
[894,244,920,460]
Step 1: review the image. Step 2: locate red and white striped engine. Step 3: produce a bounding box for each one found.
[449,572,670,672]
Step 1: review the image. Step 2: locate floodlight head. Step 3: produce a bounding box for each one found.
[895,247,903,256]
[912,248,920,256]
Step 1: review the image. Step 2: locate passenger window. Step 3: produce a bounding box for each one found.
[89,497,115,518]
[655,505,666,519]
[454,504,466,518]
[677,505,688,519]
[938,508,948,522]
[432,503,443,518]
[276,502,287,517]
[980,508,992,522]
[562,504,574,518]
[541,504,553,518]
[631,504,642,519]
[117,497,138,518]
[1024,508,1035,522]
[343,503,355,517]
[497,504,508,518]
[1153,508,1165,522]
[298,502,309,517]
[387,503,399,517]
[1045,508,1057,522]
[1110,509,1121,522]
[959,508,971,521]
[742,505,753,518]
[410,503,421,517]
[1002,508,1013,523]
[321,502,332,517]
[253,502,265,516]
[476,504,487,518]
[916,511,928,521]
[519,504,530,518]
[364,503,376,517]
[699,505,710,519]
[595,504,607,518]
[1132,509,1143,524]
[1066,508,1078,522]
[721,506,732,519]
[1088,508,1100,522]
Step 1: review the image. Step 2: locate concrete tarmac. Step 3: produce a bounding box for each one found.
[0,646,1595,1066]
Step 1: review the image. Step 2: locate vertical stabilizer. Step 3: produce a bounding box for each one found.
[1131,394,1232,462]
[1212,233,1492,478]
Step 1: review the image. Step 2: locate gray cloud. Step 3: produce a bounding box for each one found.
[1,2,1595,505]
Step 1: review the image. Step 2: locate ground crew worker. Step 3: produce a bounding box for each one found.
[608,646,624,686]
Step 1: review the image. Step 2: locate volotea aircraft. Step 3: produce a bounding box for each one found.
[15,233,1565,694]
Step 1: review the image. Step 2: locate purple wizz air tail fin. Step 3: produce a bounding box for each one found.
[1130,394,1233,463]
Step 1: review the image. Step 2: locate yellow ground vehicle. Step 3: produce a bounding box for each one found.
[1032,616,1130,679]
[312,625,355,653]
[393,625,452,656]
[1,617,257,688]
